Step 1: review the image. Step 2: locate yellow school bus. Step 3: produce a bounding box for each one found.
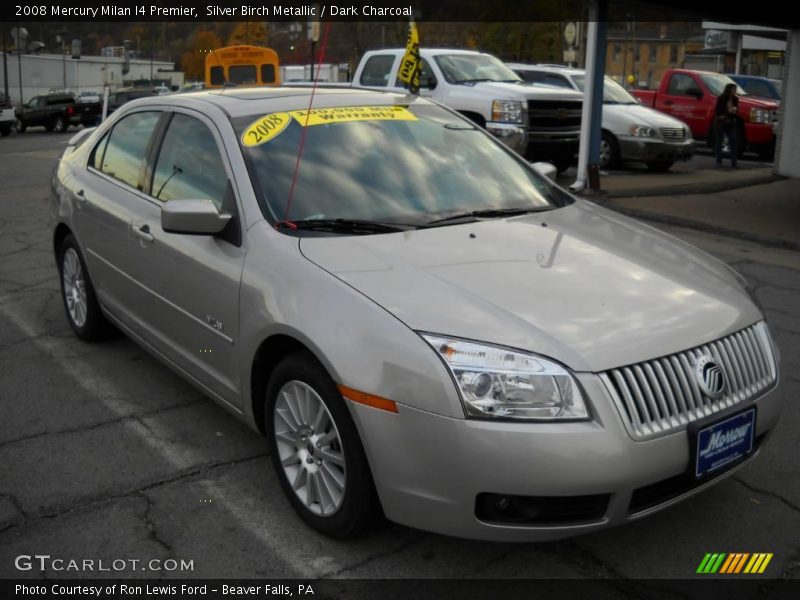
[204,45,281,88]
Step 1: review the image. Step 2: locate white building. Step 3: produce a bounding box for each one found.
[0,52,184,105]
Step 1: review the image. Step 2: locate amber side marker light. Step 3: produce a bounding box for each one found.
[338,385,399,414]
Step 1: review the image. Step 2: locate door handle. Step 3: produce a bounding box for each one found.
[663,100,674,106]
[74,189,86,203]
[132,224,154,243]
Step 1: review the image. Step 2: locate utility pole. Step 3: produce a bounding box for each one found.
[2,26,9,100]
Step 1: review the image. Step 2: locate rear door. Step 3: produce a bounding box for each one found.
[122,109,246,405]
[71,110,164,322]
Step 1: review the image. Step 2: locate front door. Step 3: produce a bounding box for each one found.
[123,110,245,406]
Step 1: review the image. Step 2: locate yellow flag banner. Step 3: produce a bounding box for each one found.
[397,19,420,94]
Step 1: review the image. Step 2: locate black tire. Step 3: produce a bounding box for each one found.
[57,234,115,342]
[0,125,10,137]
[53,116,67,133]
[552,155,572,174]
[265,351,379,538]
[15,118,26,133]
[599,131,620,169]
[646,160,674,172]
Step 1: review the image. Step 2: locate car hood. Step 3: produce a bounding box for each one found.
[739,96,779,110]
[605,103,691,130]
[299,201,761,372]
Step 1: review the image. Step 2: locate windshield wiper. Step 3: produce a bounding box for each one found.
[423,206,550,226]
[453,78,493,84]
[285,218,410,234]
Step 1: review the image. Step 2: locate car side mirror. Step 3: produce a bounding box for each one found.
[422,76,437,90]
[531,162,557,181]
[161,199,231,235]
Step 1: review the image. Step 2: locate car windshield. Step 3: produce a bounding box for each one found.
[700,74,746,96]
[433,54,522,84]
[235,103,567,229]
[572,74,638,104]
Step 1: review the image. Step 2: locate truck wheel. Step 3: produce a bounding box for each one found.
[0,125,10,137]
[599,132,620,169]
[15,118,26,133]
[552,156,572,174]
[53,116,67,133]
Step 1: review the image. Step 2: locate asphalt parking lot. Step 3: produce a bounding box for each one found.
[1,131,798,586]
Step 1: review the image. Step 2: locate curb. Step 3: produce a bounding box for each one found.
[602,172,783,199]
[602,204,800,252]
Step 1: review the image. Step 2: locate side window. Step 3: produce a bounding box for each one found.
[359,55,395,87]
[667,73,700,97]
[90,132,110,170]
[99,111,161,190]
[151,114,229,210]
[395,59,436,89]
[261,64,276,84]
[34,97,46,108]
[517,71,545,84]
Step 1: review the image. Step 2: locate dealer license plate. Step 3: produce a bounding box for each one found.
[693,408,756,479]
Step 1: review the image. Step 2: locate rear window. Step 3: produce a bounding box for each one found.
[359,55,395,87]
[229,65,257,85]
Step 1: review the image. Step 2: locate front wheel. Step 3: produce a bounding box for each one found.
[15,118,26,133]
[265,351,379,538]
[552,156,573,174]
[599,131,620,169]
[0,125,10,137]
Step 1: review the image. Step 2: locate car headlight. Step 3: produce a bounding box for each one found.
[492,100,524,124]
[629,125,659,138]
[421,334,588,420]
[749,108,770,124]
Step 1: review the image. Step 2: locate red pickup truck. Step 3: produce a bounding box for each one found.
[632,69,778,159]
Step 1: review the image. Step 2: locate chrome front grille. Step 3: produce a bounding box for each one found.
[527,100,583,130]
[600,322,777,440]
[659,127,686,141]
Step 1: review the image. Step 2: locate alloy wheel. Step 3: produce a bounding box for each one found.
[273,380,346,517]
[62,247,88,327]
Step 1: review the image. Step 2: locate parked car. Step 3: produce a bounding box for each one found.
[77,90,101,104]
[509,64,695,171]
[15,92,102,133]
[352,48,584,172]
[51,88,781,541]
[631,69,779,159]
[0,91,14,136]
[106,87,158,115]
[726,74,781,102]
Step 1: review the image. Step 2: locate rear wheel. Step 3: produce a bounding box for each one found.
[265,351,379,538]
[599,131,620,169]
[0,124,10,137]
[57,234,115,341]
[52,116,67,133]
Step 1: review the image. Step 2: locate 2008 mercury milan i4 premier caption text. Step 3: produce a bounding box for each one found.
[51,87,781,541]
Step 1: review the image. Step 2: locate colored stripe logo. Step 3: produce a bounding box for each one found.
[697,553,773,574]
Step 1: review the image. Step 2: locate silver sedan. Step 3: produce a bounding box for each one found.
[51,88,781,541]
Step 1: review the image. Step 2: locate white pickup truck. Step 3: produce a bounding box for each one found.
[0,92,14,137]
[352,48,583,171]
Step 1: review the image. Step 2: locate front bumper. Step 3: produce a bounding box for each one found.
[349,373,782,541]
[618,136,695,164]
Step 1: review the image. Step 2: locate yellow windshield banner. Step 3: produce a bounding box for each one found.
[288,105,417,127]
[241,106,417,146]
[241,112,292,147]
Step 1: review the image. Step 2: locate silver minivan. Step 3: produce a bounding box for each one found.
[51,88,781,541]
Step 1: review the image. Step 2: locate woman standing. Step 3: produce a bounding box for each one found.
[714,83,740,168]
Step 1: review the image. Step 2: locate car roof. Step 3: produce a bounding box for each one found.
[506,63,584,75]
[122,86,436,119]
[366,48,488,57]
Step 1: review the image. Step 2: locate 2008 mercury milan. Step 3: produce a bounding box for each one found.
[50,87,781,541]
